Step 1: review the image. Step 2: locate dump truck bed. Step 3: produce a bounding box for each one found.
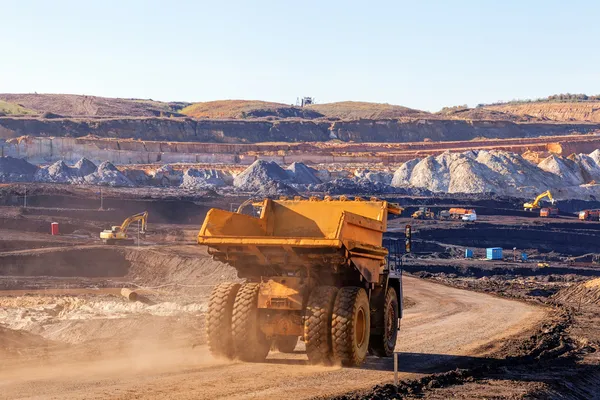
[198,198,401,282]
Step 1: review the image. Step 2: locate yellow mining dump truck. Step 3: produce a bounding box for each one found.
[198,196,404,367]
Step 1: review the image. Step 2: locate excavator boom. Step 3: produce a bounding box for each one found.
[524,191,555,210]
[100,211,148,244]
[119,211,148,233]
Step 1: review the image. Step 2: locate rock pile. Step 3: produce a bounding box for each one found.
[85,161,134,187]
[181,168,231,190]
[33,158,134,187]
[34,159,96,184]
[286,162,321,185]
[234,160,295,194]
[0,157,37,182]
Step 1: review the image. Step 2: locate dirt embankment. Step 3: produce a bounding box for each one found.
[485,101,600,122]
[1,116,600,144]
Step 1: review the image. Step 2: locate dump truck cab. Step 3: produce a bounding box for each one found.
[199,196,404,366]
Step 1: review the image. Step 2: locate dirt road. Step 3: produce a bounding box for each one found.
[0,277,546,399]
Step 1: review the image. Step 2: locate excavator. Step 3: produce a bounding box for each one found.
[100,211,148,245]
[523,191,555,211]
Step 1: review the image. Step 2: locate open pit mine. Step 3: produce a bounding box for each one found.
[1,95,599,399]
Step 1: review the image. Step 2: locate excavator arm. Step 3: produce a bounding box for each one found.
[119,211,148,234]
[524,191,554,210]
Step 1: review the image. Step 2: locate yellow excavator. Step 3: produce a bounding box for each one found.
[100,211,148,245]
[523,191,555,211]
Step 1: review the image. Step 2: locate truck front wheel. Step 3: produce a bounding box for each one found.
[368,287,399,357]
[332,287,371,367]
[232,283,271,362]
[304,286,338,365]
[206,282,241,359]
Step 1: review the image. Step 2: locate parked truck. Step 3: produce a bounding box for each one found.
[448,207,476,219]
[579,209,600,221]
[198,196,404,366]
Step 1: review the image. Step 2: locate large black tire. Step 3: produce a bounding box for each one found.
[232,283,271,362]
[206,282,241,359]
[332,287,371,367]
[368,287,399,357]
[275,336,298,353]
[304,286,338,365]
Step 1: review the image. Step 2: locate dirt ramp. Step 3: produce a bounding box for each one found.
[554,278,600,305]
[0,246,130,277]
[123,246,239,297]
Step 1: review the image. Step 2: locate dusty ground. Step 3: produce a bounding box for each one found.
[0,277,546,400]
[0,187,598,399]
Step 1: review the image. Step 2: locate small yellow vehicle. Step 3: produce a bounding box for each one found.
[100,211,148,245]
[198,196,404,366]
[411,206,435,220]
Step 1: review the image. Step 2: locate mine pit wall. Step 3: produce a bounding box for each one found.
[3,134,600,167]
[0,247,130,277]
[1,115,600,144]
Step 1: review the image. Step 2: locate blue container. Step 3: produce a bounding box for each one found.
[465,249,473,259]
[486,247,503,260]
[521,252,528,262]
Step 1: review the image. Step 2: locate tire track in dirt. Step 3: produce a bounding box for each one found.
[0,277,547,400]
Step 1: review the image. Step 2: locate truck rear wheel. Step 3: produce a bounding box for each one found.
[232,283,271,362]
[275,336,298,353]
[304,286,338,365]
[206,282,240,359]
[332,287,371,367]
[368,287,399,357]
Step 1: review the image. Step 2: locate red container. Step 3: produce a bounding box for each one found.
[51,222,59,235]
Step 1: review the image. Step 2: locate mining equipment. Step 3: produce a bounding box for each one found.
[412,206,435,220]
[579,209,600,221]
[199,196,405,366]
[523,190,555,211]
[448,208,476,219]
[540,207,559,218]
[100,211,148,245]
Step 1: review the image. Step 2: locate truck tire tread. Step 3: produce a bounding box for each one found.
[332,287,370,367]
[304,286,338,365]
[206,282,240,359]
[232,283,270,362]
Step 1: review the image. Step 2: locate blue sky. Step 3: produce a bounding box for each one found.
[1,0,598,111]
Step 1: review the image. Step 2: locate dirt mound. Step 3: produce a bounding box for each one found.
[485,101,600,122]
[538,155,585,186]
[553,278,600,305]
[33,159,133,187]
[0,156,37,182]
[124,247,239,298]
[391,158,421,187]
[85,161,134,187]
[180,168,231,189]
[393,152,503,193]
[233,160,296,194]
[437,106,538,122]
[0,93,188,117]
[34,159,94,184]
[181,100,323,119]
[354,169,393,185]
[0,326,55,355]
[286,162,321,184]
[568,153,600,183]
[150,164,183,186]
[307,101,429,119]
[390,149,593,195]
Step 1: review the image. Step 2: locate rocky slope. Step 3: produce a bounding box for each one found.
[0,94,189,117]
[1,116,599,144]
[485,102,600,122]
